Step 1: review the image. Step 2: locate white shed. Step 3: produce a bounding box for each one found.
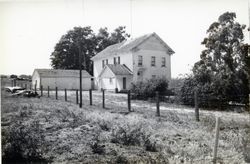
[32,69,93,90]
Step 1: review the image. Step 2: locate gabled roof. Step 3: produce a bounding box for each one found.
[91,32,175,61]
[99,64,133,78]
[33,69,92,78]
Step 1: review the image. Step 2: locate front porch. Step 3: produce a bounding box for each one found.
[97,64,133,92]
[99,76,133,92]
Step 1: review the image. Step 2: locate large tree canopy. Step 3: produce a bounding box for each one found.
[50,26,130,75]
[181,12,249,108]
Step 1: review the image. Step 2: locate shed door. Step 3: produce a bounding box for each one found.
[123,77,126,90]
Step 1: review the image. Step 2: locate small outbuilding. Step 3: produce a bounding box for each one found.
[98,64,133,91]
[32,69,93,90]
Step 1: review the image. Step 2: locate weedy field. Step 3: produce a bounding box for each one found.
[1,79,250,163]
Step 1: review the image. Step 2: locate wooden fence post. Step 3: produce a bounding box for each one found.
[14,79,16,86]
[35,84,37,93]
[65,88,67,101]
[48,86,50,97]
[76,90,78,104]
[156,91,160,117]
[249,94,250,112]
[40,85,43,96]
[89,89,92,105]
[128,90,131,112]
[194,90,200,121]
[102,89,105,108]
[213,117,220,163]
[79,89,83,108]
[56,87,58,100]
[25,84,27,89]
[30,84,32,90]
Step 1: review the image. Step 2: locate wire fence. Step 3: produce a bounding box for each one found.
[10,80,250,117]
[8,82,250,163]
[177,91,249,110]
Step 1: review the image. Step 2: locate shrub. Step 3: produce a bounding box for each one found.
[115,154,128,164]
[179,75,247,109]
[2,120,47,163]
[242,126,250,162]
[168,78,185,104]
[111,123,144,146]
[97,120,112,131]
[130,77,169,100]
[10,74,18,79]
[179,75,197,106]
[90,134,105,155]
[143,135,158,152]
[110,121,160,152]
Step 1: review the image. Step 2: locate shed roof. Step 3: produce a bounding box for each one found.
[33,69,92,78]
[99,64,133,77]
[91,32,175,61]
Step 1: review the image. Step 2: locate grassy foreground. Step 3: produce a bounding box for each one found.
[1,88,250,163]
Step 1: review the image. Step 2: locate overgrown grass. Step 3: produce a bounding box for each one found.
[1,89,250,163]
[2,118,48,163]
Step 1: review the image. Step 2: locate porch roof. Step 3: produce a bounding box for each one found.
[99,64,133,78]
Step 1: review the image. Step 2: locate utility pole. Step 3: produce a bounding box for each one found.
[248,0,250,110]
[79,39,82,108]
[130,0,132,38]
[248,0,250,41]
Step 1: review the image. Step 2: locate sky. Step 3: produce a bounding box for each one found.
[0,0,249,77]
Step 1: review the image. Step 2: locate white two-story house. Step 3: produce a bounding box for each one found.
[91,32,175,91]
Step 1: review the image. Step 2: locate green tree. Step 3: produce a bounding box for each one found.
[110,26,130,44]
[50,26,130,75]
[50,26,95,73]
[181,12,249,108]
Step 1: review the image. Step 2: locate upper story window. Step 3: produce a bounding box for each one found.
[102,60,105,68]
[162,57,166,67]
[151,56,156,67]
[114,57,117,64]
[138,55,143,66]
[118,56,120,64]
[106,59,108,65]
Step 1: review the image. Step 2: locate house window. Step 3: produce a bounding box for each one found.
[138,55,143,66]
[106,59,108,65]
[118,56,120,64]
[102,60,105,68]
[151,56,156,67]
[162,57,166,67]
[114,57,116,64]
[109,78,113,84]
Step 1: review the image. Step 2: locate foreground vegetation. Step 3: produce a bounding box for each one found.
[1,87,250,163]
